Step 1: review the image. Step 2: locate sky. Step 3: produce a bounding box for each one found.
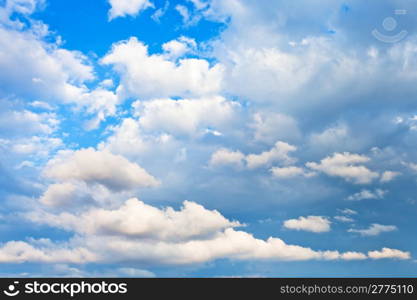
[0,0,416,278]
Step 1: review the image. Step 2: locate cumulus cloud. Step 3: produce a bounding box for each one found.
[209,148,245,168]
[339,209,357,215]
[132,96,239,136]
[20,199,397,265]
[270,166,315,178]
[0,240,96,264]
[29,199,243,242]
[246,141,297,169]
[306,152,379,184]
[108,0,153,20]
[101,37,224,100]
[347,189,386,201]
[380,171,401,183]
[39,183,78,207]
[368,248,410,260]
[348,224,397,237]
[334,216,354,223]
[209,141,298,170]
[43,148,159,192]
[162,36,197,60]
[250,112,301,144]
[283,216,331,233]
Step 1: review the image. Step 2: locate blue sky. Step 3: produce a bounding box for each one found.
[0,0,417,277]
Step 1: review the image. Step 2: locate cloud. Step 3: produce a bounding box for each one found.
[209,148,245,168]
[43,148,159,192]
[162,36,197,60]
[368,248,411,260]
[250,112,301,144]
[0,240,97,264]
[209,141,298,170]
[132,96,239,136]
[21,199,391,265]
[101,37,224,100]
[29,199,243,242]
[339,208,357,215]
[380,171,401,183]
[108,0,153,20]
[334,216,354,223]
[306,152,379,184]
[340,252,367,260]
[39,183,78,207]
[246,141,297,169]
[347,189,386,201]
[283,216,331,233]
[0,105,59,138]
[348,224,397,236]
[270,166,315,178]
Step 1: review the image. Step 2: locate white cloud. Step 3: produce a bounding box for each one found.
[246,141,297,169]
[99,118,151,157]
[340,252,367,260]
[306,152,379,184]
[0,240,96,264]
[368,248,410,260]
[0,107,59,137]
[29,198,243,242]
[209,141,298,170]
[283,216,331,233]
[39,183,78,207]
[339,208,357,215]
[250,112,301,144]
[270,166,314,178]
[347,189,386,201]
[0,26,94,102]
[348,224,397,236]
[101,37,224,100]
[108,0,153,20]
[380,171,401,183]
[334,216,354,223]
[22,199,380,265]
[132,96,239,136]
[209,148,245,168]
[162,36,196,60]
[43,148,159,191]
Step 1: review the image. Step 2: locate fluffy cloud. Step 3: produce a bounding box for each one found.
[108,0,153,20]
[43,148,159,192]
[29,199,243,242]
[209,148,245,168]
[283,216,331,233]
[250,112,301,144]
[246,141,297,169]
[39,183,78,207]
[101,37,224,100]
[348,224,397,236]
[0,26,93,103]
[162,36,197,60]
[347,189,386,201]
[0,105,59,138]
[339,208,357,215]
[21,199,399,265]
[0,240,96,264]
[270,166,314,178]
[368,248,411,260]
[306,152,379,184]
[209,141,298,170]
[334,216,354,223]
[132,96,239,136]
[380,171,401,183]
